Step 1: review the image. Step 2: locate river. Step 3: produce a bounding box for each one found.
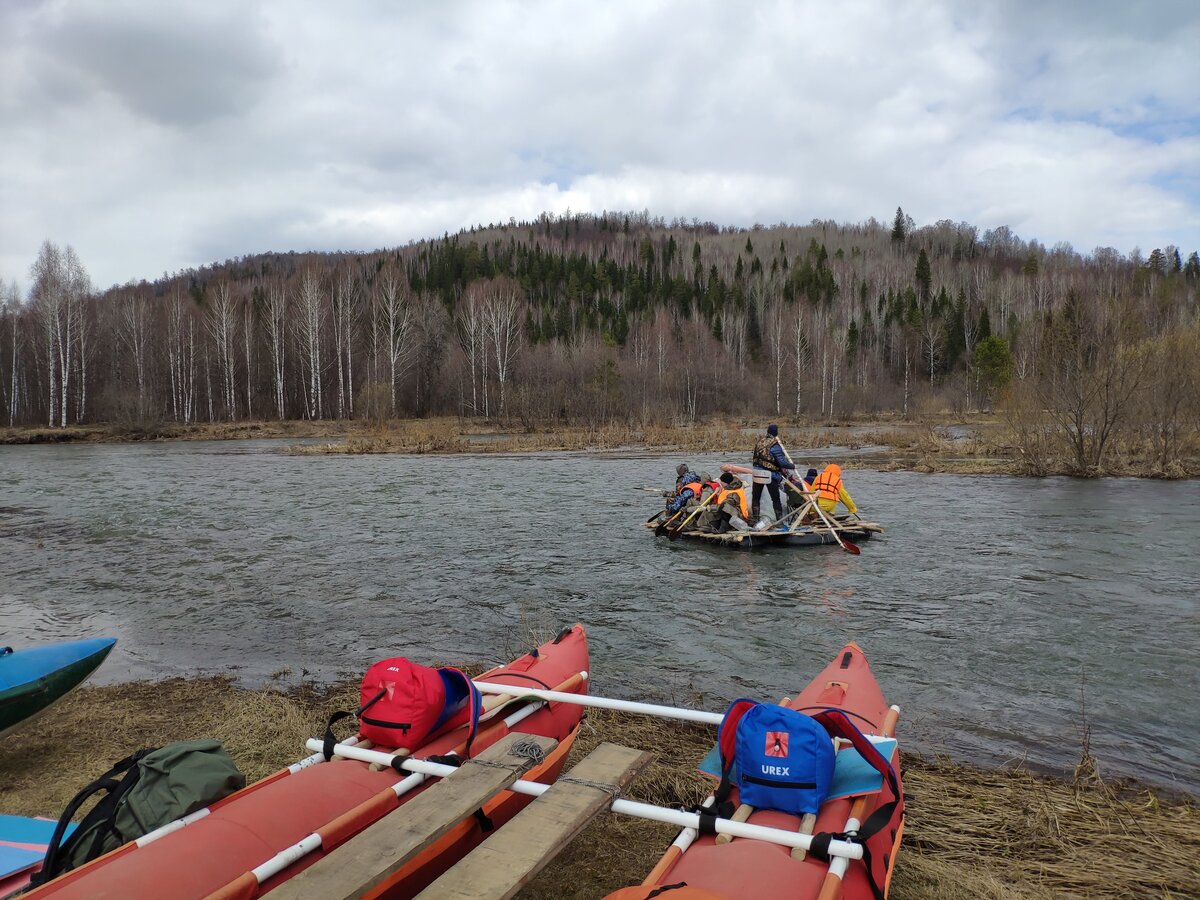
[2,440,1197,793]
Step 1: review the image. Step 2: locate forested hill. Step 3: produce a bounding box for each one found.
[5,210,1200,469]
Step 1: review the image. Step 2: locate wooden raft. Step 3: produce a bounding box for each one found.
[271,732,557,900]
[416,742,653,900]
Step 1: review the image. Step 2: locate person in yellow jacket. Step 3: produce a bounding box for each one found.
[811,463,857,516]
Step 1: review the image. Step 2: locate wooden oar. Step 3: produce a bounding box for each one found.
[654,507,684,536]
[777,444,860,555]
[668,490,718,540]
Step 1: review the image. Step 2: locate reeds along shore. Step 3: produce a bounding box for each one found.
[1,678,1196,899]
[3,415,1199,478]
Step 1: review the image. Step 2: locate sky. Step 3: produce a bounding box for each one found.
[2,0,1198,291]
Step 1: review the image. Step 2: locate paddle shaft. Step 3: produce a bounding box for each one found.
[669,488,718,537]
[308,738,865,861]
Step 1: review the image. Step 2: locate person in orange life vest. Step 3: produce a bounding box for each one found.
[712,471,753,532]
[812,463,858,516]
[750,424,795,522]
[665,463,704,515]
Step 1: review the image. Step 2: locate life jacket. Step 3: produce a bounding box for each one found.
[705,480,722,495]
[813,465,843,503]
[679,481,702,500]
[323,658,482,759]
[715,700,835,817]
[752,435,782,472]
[716,486,749,519]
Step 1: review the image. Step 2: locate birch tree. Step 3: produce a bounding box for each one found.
[375,266,413,416]
[456,283,485,415]
[207,281,239,419]
[482,282,523,416]
[262,279,288,420]
[294,270,325,419]
[115,291,151,420]
[167,289,196,423]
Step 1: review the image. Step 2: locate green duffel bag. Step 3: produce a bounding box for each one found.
[32,739,246,886]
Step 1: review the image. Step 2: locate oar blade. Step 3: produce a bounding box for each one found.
[840,538,862,555]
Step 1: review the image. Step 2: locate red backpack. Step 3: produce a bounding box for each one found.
[323,658,481,758]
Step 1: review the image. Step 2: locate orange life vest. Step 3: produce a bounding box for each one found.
[679,481,702,499]
[716,486,749,519]
[813,466,842,503]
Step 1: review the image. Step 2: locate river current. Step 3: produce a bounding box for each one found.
[2,440,1197,792]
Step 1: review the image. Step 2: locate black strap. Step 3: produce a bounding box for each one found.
[33,748,157,885]
[647,883,690,897]
[322,710,355,761]
[807,831,843,864]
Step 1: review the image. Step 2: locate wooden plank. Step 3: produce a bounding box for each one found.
[416,742,653,900]
[272,732,557,900]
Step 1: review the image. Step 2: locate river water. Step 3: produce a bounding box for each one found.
[2,441,1197,793]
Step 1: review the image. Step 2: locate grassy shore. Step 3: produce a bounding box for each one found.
[3,415,1196,477]
[1,678,1196,898]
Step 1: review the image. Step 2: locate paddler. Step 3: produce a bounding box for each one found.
[750,424,795,523]
[709,471,753,533]
[665,463,704,517]
[811,463,858,518]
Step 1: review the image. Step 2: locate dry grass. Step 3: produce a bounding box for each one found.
[3,682,1197,899]
[5,416,1198,476]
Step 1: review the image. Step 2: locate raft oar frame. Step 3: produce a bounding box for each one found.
[306,737,867,862]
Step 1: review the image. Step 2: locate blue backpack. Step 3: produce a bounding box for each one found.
[716,698,835,815]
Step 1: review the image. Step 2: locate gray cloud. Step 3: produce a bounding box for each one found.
[1,0,1197,289]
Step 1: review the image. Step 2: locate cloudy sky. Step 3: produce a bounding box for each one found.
[2,0,1198,291]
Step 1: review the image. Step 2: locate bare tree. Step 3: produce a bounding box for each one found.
[166,289,196,423]
[262,279,288,420]
[115,291,151,420]
[375,266,413,416]
[482,281,523,416]
[456,283,486,416]
[3,281,23,425]
[294,270,325,420]
[207,281,239,419]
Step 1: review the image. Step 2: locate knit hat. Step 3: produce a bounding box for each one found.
[700,472,713,483]
[677,463,689,477]
[767,424,779,436]
[806,468,819,482]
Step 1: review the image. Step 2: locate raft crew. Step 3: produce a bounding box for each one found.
[811,463,857,517]
[751,424,796,522]
[666,463,704,516]
[708,472,752,533]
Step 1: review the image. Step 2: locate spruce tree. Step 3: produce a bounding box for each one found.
[915,248,931,302]
[891,207,907,244]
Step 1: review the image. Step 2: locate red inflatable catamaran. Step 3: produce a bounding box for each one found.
[610,642,904,900]
[23,625,590,900]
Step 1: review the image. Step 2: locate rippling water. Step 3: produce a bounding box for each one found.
[2,441,1198,792]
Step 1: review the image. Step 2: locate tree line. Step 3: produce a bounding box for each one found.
[2,209,1198,471]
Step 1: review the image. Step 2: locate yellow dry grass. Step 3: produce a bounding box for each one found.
[2,682,1197,898]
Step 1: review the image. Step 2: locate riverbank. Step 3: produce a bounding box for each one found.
[1,678,1195,898]
[3,415,1195,478]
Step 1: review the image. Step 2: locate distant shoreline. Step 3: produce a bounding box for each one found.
[3,416,1197,478]
[3,676,1196,898]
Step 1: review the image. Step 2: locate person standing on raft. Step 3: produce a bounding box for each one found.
[751,424,795,522]
[811,463,858,517]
